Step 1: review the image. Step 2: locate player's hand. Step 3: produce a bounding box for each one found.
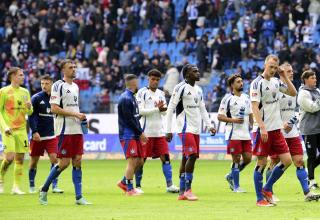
[283,122,292,133]
[260,127,268,143]
[156,100,167,112]
[278,67,286,78]
[140,133,148,145]
[209,127,216,136]
[25,101,32,110]
[75,113,86,121]
[165,133,173,142]
[233,118,244,124]
[5,128,12,136]
[32,132,41,142]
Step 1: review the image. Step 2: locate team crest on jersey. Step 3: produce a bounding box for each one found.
[288,100,292,106]
[194,97,198,104]
[148,97,152,100]
[74,96,78,103]
[275,84,279,88]
[282,94,286,99]
[266,87,270,90]
[17,100,22,105]
[66,90,71,93]
[272,92,276,98]
[46,108,51,113]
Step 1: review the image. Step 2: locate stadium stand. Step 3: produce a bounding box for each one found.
[0,0,320,113]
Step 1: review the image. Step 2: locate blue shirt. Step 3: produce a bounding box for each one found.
[29,91,55,139]
[118,89,143,140]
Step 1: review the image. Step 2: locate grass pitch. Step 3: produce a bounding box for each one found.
[0,160,319,220]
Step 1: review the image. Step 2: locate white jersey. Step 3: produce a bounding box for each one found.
[50,80,82,135]
[279,92,299,138]
[218,93,252,140]
[136,87,166,137]
[250,75,288,131]
[166,81,212,135]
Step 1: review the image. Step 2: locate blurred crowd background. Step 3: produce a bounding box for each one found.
[1,0,320,112]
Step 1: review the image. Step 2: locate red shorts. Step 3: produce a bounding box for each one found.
[227,140,252,155]
[253,129,289,157]
[178,133,200,157]
[57,134,84,158]
[271,136,303,159]
[121,139,145,159]
[144,137,169,158]
[29,138,58,156]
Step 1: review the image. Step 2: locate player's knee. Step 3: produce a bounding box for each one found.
[162,154,170,164]
[282,159,292,168]
[243,156,251,165]
[188,154,197,162]
[233,155,241,164]
[293,159,304,168]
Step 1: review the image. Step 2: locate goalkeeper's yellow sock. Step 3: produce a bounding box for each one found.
[0,159,11,182]
[13,162,23,187]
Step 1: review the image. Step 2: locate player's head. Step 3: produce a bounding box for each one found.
[7,67,24,86]
[125,74,138,93]
[227,74,243,92]
[40,74,53,94]
[182,64,200,82]
[301,70,316,88]
[60,59,76,79]
[279,62,293,81]
[147,69,161,91]
[264,55,279,78]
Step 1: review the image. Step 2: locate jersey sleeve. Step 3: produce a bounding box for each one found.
[0,89,9,130]
[250,81,261,103]
[166,84,184,133]
[279,80,289,94]
[50,81,62,106]
[136,89,159,116]
[24,90,33,115]
[199,89,212,129]
[297,89,320,113]
[218,95,228,116]
[29,95,39,134]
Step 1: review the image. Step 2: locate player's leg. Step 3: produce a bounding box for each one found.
[0,133,16,193]
[125,157,141,195]
[254,156,272,206]
[177,156,187,200]
[48,152,64,193]
[230,154,241,191]
[29,156,39,193]
[159,154,179,193]
[263,152,291,198]
[134,158,146,190]
[303,134,319,189]
[12,152,26,194]
[184,153,198,200]
[0,152,14,193]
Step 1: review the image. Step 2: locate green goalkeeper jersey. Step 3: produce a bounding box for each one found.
[0,85,33,131]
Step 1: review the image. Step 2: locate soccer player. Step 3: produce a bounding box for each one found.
[218,74,253,193]
[298,70,320,190]
[0,67,33,194]
[28,74,63,194]
[166,64,216,201]
[134,69,179,193]
[39,59,91,205]
[117,74,148,196]
[265,63,319,202]
[250,55,297,207]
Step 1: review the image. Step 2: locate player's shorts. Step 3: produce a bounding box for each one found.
[178,133,200,157]
[270,136,303,159]
[2,129,29,153]
[120,139,145,159]
[144,137,169,158]
[29,138,58,157]
[227,140,252,155]
[57,134,84,158]
[253,129,289,157]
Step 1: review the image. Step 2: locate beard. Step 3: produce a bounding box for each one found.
[238,87,243,92]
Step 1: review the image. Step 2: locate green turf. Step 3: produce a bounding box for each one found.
[0,160,319,220]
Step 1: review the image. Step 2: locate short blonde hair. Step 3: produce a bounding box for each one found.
[264,54,279,65]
